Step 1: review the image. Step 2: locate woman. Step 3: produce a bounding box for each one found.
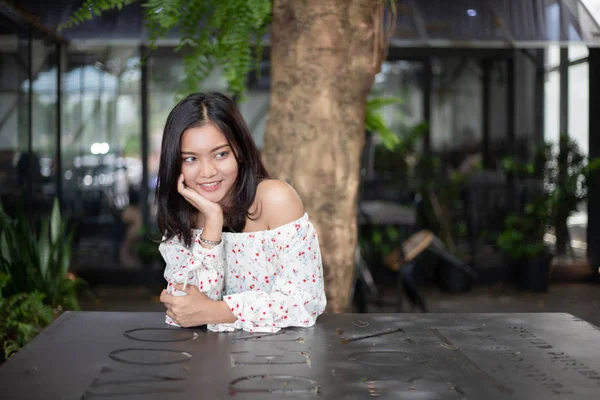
[156,92,326,333]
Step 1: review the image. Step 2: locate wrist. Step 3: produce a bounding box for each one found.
[211,300,237,324]
[200,215,223,247]
[204,209,223,224]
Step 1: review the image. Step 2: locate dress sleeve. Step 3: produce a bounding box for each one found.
[209,217,327,333]
[159,231,225,300]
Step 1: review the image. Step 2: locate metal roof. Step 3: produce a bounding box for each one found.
[390,0,600,48]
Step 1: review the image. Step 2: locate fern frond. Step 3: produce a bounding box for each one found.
[58,0,141,30]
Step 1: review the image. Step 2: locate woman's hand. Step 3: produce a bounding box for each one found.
[177,174,223,221]
[160,284,236,327]
[177,174,223,245]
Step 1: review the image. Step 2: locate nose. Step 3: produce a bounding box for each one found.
[198,158,217,178]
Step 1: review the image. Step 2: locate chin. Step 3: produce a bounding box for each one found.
[202,192,225,203]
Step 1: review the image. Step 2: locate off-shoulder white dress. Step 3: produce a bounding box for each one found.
[159,213,327,332]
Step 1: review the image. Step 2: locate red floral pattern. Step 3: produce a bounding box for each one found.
[160,213,326,332]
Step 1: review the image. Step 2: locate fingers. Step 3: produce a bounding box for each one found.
[160,289,175,308]
[166,308,177,323]
[177,174,190,197]
[177,174,204,207]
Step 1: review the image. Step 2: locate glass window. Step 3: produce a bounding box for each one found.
[0,18,58,216]
[371,60,424,139]
[546,45,560,69]
[62,45,142,268]
[568,62,589,155]
[431,58,482,171]
[569,44,589,62]
[544,70,560,146]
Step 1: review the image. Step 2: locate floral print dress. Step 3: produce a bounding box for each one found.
[159,213,327,332]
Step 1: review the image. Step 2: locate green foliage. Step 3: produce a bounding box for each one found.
[498,144,551,260]
[496,201,550,260]
[498,134,600,258]
[58,0,141,28]
[360,225,402,259]
[60,0,271,97]
[365,97,404,150]
[0,273,54,360]
[0,199,84,311]
[547,134,599,221]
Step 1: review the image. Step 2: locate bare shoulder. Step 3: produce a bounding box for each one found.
[256,179,305,229]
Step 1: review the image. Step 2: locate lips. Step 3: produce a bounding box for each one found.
[198,180,223,193]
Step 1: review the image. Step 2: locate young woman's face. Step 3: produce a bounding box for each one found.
[180,123,239,205]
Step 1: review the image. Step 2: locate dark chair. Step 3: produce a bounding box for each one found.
[392,230,477,312]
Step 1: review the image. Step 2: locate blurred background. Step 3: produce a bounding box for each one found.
[1,0,600,339]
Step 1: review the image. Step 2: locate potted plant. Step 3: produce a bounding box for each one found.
[548,134,600,256]
[497,199,553,291]
[0,198,85,313]
[497,135,599,290]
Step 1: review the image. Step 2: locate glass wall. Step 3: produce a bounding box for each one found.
[0,13,27,215]
[368,60,424,203]
[431,58,482,172]
[29,35,58,210]
[568,58,589,155]
[371,61,424,138]
[544,45,590,155]
[0,15,59,217]
[61,45,142,267]
[544,70,561,145]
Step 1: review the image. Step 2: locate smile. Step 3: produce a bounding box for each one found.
[198,180,223,192]
[200,181,221,188]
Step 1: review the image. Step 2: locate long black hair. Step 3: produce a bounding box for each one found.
[156,92,269,247]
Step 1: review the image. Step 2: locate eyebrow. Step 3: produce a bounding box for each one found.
[181,144,230,155]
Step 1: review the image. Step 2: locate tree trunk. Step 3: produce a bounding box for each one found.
[262,0,378,313]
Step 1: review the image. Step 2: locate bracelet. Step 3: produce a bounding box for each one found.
[198,236,222,246]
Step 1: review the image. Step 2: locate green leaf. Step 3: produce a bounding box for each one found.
[60,229,74,279]
[1,232,11,265]
[62,0,271,97]
[58,0,142,30]
[365,97,403,150]
[38,220,50,279]
[50,199,61,245]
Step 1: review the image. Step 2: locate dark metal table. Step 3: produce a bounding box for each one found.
[1,312,599,399]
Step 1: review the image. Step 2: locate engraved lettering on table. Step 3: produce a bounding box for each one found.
[508,326,553,349]
[509,326,600,385]
[81,366,185,398]
[231,351,311,367]
[228,375,321,396]
[548,352,600,382]
[473,329,573,394]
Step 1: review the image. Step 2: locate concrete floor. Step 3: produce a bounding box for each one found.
[79,282,600,328]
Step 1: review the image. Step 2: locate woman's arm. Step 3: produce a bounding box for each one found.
[160,285,236,326]
[210,181,327,333]
[159,232,225,296]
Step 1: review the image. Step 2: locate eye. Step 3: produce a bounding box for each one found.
[182,156,196,163]
[215,151,229,159]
